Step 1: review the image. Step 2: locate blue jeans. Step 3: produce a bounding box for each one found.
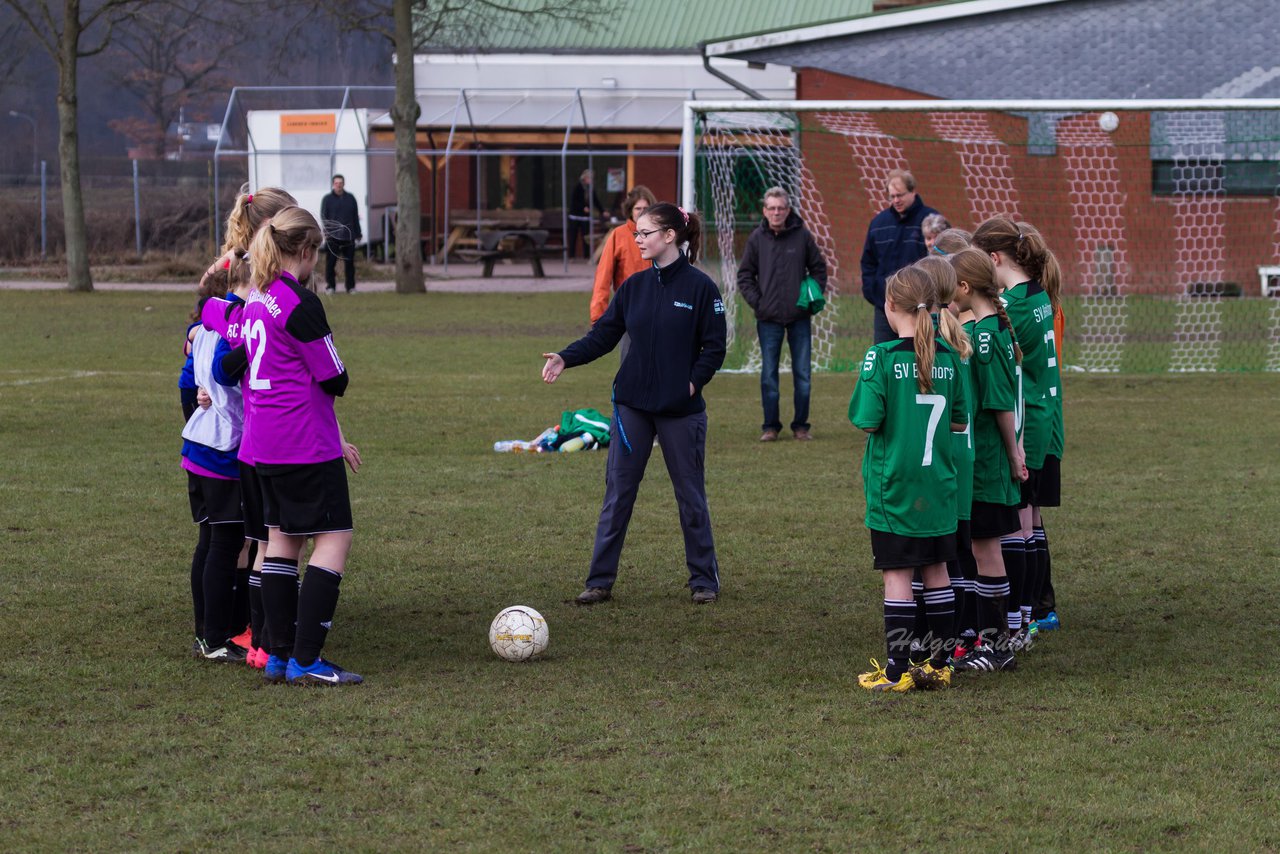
[757,317,812,433]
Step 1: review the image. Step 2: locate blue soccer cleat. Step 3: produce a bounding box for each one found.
[1037,611,1061,632]
[263,654,288,684]
[285,657,364,687]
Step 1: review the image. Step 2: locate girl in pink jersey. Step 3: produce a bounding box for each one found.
[244,205,361,686]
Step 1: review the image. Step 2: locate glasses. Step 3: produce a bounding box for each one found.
[633,228,664,239]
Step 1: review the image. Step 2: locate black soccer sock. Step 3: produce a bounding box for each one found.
[248,570,265,650]
[201,522,244,647]
[231,564,250,638]
[261,557,300,659]
[883,598,916,681]
[975,574,1010,650]
[1000,535,1025,634]
[190,522,211,639]
[293,565,343,668]
[954,521,978,642]
[911,572,928,662]
[922,585,957,667]
[1034,525,1056,619]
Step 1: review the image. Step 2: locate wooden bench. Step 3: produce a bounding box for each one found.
[455,229,556,277]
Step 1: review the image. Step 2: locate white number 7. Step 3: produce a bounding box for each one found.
[916,393,945,467]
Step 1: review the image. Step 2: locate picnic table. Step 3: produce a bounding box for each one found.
[455,229,557,278]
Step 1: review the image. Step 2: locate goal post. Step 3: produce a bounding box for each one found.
[682,99,1280,374]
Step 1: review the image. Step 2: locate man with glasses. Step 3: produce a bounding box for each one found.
[737,187,828,442]
[860,169,939,343]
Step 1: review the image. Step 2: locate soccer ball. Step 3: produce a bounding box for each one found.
[488,606,549,662]
[1098,111,1120,133]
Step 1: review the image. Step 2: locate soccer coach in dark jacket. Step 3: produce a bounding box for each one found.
[737,187,827,442]
[321,174,362,294]
[860,169,938,343]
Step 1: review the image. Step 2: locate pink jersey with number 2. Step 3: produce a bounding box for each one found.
[240,273,346,465]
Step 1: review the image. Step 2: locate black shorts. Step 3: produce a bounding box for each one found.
[258,458,353,536]
[970,500,1022,539]
[187,471,243,526]
[239,461,268,543]
[870,529,957,571]
[1020,454,1062,508]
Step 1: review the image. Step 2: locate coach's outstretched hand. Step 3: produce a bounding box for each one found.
[541,353,565,384]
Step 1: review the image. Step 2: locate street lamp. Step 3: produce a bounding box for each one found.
[8,110,37,175]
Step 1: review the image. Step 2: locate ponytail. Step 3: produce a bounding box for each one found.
[974,217,1061,314]
[643,202,703,263]
[886,266,937,393]
[247,206,323,291]
[221,186,298,256]
[949,247,1022,364]
[915,255,971,360]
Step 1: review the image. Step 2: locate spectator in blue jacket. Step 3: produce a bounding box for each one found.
[860,169,939,343]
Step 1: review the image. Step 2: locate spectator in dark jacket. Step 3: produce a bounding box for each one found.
[860,169,939,343]
[320,175,362,294]
[737,187,828,442]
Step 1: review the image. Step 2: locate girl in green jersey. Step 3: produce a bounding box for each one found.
[949,248,1029,671]
[849,265,967,692]
[974,218,1064,638]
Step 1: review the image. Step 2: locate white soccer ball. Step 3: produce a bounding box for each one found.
[488,605,549,662]
[1098,111,1120,133]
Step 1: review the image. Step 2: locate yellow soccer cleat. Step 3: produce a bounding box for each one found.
[909,660,953,690]
[858,659,915,692]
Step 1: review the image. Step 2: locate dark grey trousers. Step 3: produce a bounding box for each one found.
[584,404,720,593]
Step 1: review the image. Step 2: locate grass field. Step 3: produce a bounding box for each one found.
[2,289,1279,850]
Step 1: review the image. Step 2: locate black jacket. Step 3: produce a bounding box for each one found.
[737,211,828,324]
[320,191,362,243]
[860,194,937,308]
[560,253,727,416]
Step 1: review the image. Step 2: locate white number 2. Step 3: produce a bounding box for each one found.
[916,393,945,467]
[245,319,271,391]
[1044,328,1059,398]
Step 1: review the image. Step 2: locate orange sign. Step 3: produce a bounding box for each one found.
[280,114,336,134]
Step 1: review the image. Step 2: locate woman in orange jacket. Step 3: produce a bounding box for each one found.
[589,185,657,332]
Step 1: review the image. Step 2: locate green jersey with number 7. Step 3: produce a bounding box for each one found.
[849,337,968,538]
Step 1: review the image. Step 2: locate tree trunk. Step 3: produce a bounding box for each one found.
[58,2,92,292]
[390,0,424,293]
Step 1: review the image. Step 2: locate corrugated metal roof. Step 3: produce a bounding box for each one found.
[420,1,872,53]
[720,0,1280,99]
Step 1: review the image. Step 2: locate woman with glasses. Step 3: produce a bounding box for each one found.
[542,202,727,606]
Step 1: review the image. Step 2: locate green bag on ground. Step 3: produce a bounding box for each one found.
[796,275,825,315]
[560,408,611,445]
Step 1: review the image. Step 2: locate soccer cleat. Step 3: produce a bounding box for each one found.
[1037,611,1061,631]
[230,626,253,650]
[245,647,268,669]
[909,661,953,690]
[286,657,364,687]
[195,638,248,663]
[1027,620,1040,638]
[857,659,915,692]
[1007,630,1033,653]
[954,645,1017,673]
[263,654,288,684]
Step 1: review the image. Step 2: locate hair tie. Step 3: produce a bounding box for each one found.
[939,301,950,308]
[223,259,231,269]
[245,193,253,205]
[931,245,947,256]
[677,206,689,226]
[916,302,927,311]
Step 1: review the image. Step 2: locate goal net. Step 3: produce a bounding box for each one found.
[686,100,1280,373]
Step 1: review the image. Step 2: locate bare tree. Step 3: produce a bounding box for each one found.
[0,13,32,90]
[1,0,150,291]
[309,0,613,294]
[106,3,237,159]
